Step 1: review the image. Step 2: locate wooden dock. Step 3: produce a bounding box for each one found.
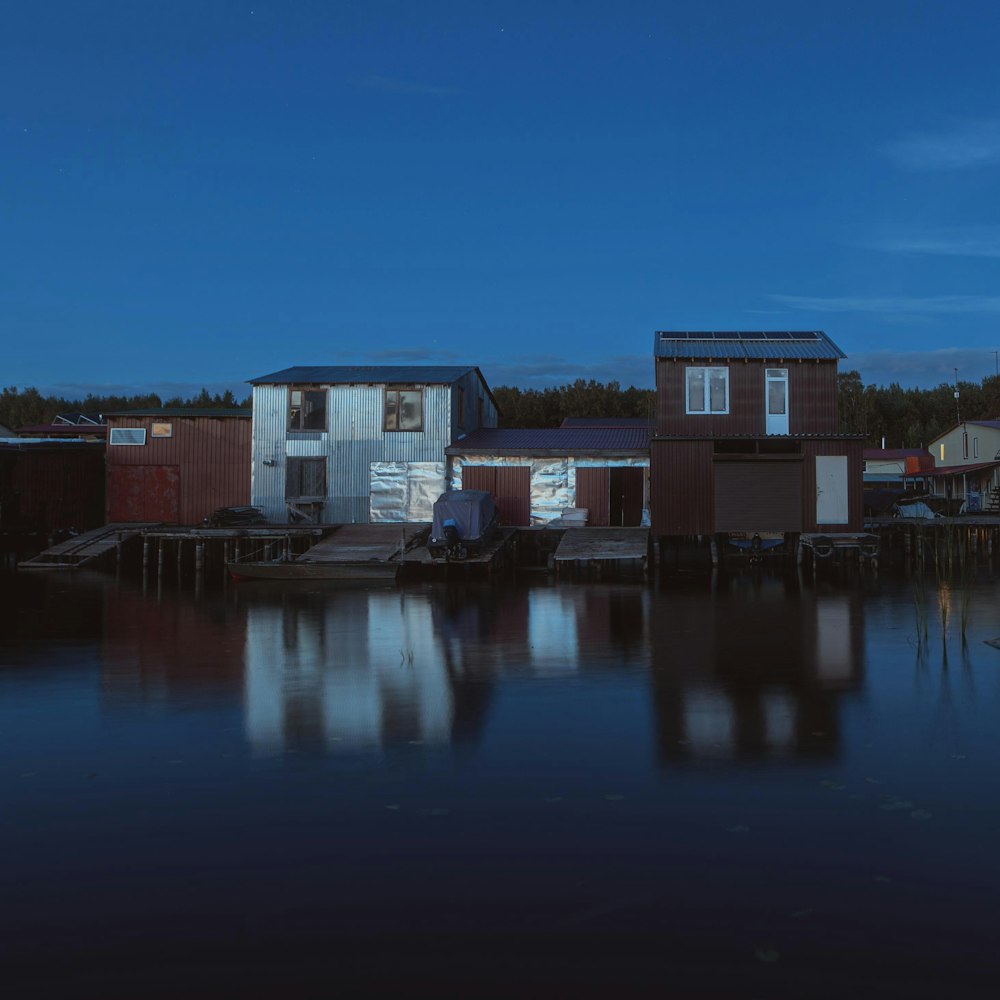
[230,523,429,581]
[17,522,162,570]
[552,528,650,579]
[799,532,880,571]
[398,526,518,579]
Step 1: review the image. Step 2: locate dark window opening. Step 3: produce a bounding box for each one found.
[289,388,327,431]
[286,457,326,499]
[385,388,423,431]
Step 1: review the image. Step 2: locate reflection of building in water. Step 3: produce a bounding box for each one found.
[650,573,864,763]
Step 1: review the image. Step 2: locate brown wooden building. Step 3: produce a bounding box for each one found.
[105,409,251,524]
[650,331,863,537]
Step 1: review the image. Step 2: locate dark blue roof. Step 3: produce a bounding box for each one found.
[448,427,649,453]
[654,331,845,361]
[248,365,482,385]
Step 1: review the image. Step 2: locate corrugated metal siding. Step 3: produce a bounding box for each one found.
[452,369,499,433]
[656,360,840,437]
[252,382,457,523]
[577,468,610,525]
[107,415,250,524]
[650,440,714,535]
[802,440,864,531]
[1,447,105,531]
[714,461,803,531]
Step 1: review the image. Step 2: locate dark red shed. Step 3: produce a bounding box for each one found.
[105,409,251,524]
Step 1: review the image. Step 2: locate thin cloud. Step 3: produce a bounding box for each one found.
[354,74,459,96]
[848,347,1000,389]
[770,294,1000,315]
[885,120,1000,170]
[867,227,1000,258]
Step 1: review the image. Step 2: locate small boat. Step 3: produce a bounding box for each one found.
[427,490,500,560]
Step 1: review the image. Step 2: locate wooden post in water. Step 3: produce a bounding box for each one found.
[157,539,164,583]
[176,539,183,581]
[142,537,150,576]
[195,541,204,576]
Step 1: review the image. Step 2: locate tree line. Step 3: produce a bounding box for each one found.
[0,386,250,430]
[4,373,998,448]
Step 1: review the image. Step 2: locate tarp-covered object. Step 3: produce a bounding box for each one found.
[429,490,499,557]
[894,500,939,518]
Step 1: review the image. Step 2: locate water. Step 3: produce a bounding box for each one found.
[2,568,1000,997]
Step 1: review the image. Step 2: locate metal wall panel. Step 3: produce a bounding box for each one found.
[253,382,457,523]
[577,467,610,525]
[107,415,250,524]
[714,461,803,532]
[656,360,840,437]
[650,439,714,535]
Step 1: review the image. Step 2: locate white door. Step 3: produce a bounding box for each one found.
[816,456,849,525]
[765,368,789,435]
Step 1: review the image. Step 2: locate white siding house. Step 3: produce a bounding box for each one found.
[249,366,499,523]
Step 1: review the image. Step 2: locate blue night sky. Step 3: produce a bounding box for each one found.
[5,1,1000,399]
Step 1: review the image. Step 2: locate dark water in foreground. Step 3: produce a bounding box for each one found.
[2,568,1000,997]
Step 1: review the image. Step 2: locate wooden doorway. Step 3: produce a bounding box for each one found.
[460,465,531,526]
[577,467,645,526]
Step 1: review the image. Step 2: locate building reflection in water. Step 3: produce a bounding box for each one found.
[97,572,862,763]
[650,571,865,763]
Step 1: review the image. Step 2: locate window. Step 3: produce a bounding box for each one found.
[151,422,172,438]
[385,387,423,431]
[686,367,729,414]
[974,436,979,458]
[963,432,969,459]
[940,444,946,462]
[109,427,146,446]
[289,388,327,431]
[285,457,326,499]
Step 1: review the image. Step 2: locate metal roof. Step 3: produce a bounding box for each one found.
[967,419,1000,430]
[560,417,653,428]
[248,366,481,386]
[448,427,650,453]
[864,448,930,459]
[903,460,1000,478]
[654,330,845,361]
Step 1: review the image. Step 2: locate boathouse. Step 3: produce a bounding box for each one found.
[105,409,251,524]
[248,366,499,524]
[649,331,864,538]
[904,419,1000,512]
[446,425,650,525]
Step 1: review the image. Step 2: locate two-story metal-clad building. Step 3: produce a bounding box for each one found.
[248,366,499,524]
[650,331,864,538]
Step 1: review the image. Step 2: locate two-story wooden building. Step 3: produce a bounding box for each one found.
[650,331,864,539]
[249,366,499,523]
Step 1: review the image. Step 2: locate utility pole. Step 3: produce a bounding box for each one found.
[994,350,998,377]
[954,367,961,423]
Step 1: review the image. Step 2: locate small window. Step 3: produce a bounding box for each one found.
[289,388,327,431]
[940,444,945,462]
[385,388,423,431]
[151,422,172,438]
[285,457,326,499]
[110,427,146,446]
[686,367,729,415]
[963,432,969,459]
[974,437,979,458]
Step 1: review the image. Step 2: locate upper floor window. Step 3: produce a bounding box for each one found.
[974,436,979,458]
[385,387,423,431]
[289,388,327,431]
[686,367,729,415]
[963,431,969,459]
[109,427,146,446]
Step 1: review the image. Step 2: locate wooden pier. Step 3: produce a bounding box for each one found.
[552,528,650,579]
[399,526,518,579]
[18,523,162,570]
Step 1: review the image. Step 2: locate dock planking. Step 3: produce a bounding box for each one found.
[18,523,162,570]
[553,527,650,579]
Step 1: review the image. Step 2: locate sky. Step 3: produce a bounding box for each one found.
[4,0,1000,399]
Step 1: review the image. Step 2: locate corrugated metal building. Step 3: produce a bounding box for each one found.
[446,426,650,526]
[105,409,251,524]
[650,332,864,536]
[0,439,106,532]
[248,366,499,523]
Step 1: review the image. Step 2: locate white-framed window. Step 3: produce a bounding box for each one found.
[974,437,979,458]
[109,427,146,446]
[686,366,729,415]
[940,444,946,462]
[963,431,969,459]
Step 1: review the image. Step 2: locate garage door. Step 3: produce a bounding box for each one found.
[461,465,531,526]
[109,465,180,523]
[714,461,802,532]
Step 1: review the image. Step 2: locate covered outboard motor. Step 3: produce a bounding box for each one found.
[428,490,500,560]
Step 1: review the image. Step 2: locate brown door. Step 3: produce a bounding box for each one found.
[576,468,610,525]
[714,460,802,532]
[618,467,644,527]
[109,465,180,523]
[461,465,531,526]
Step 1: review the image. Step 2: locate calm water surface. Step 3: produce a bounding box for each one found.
[2,567,1000,997]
